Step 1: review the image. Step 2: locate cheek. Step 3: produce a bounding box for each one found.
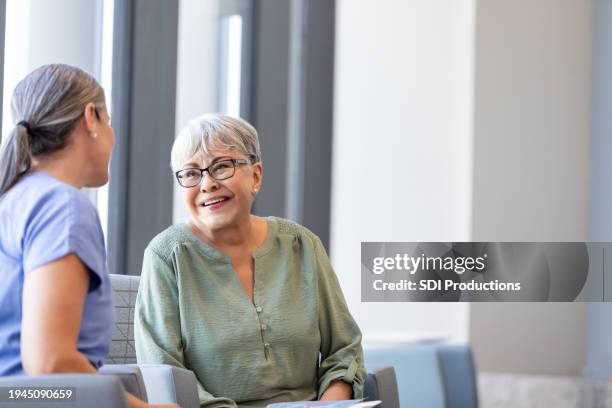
[105,138,114,158]
[228,176,252,195]
[98,132,114,162]
[228,181,252,204]
[108,129,116,149]
[183,188,199,208]
[238,185,256,205]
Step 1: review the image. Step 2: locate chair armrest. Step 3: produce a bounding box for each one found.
[0,374,128,408]
[366,345,447,408]
[437,345,479,408]
[136,364,200,408]
[99,364,148,401]
[365,366,400,408]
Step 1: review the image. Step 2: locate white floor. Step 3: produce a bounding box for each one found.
[478,373,610,408]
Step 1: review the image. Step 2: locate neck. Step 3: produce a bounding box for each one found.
[30,148,85,189]
[192,214,261,252]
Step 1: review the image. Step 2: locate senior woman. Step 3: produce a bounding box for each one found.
[135,114,366,408]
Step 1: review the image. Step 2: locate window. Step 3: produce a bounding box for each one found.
[2,0,114,240]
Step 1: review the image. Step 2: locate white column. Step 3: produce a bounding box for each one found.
[332,0,475,344]
[470,0,592,375]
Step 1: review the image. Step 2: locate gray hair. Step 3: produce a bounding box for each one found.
[0,63,106,197]
[171,113,261,171]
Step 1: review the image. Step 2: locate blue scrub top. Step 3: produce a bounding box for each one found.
[0,172,114,376]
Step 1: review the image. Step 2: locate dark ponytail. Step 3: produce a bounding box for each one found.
[0,64,105,198]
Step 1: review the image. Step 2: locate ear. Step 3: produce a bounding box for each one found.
[82,102,99,133]
[252,162,263,196]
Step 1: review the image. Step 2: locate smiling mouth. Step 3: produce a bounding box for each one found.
[202,197,230,207]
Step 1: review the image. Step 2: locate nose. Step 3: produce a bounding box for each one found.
[199,172,219,193]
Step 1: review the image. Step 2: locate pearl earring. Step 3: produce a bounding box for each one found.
[91,132,98,138]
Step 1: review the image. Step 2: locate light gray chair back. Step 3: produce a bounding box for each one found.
[104,274,149,401]
[108,274,140,364]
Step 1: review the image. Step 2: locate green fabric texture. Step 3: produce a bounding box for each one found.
[134,217,366,408]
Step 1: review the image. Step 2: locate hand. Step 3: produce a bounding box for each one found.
[320,380,352,401]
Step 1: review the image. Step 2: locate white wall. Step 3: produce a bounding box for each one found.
[2,0,99,140]
[27,0,98,76]
[471,0,591,242]
[470,0,592,375]
[471,303,588,376]
[331,0,475,344]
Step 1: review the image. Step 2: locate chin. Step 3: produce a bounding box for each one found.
[86,173,110,188]
[194,211,238,232]
[201,217,232,232]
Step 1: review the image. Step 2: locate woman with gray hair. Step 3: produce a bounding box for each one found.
[0,64,176,408]
[135,113,366,407]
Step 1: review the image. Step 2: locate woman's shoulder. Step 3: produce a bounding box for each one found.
[2,172,97,225]
[145,223,191,262]
[269,216,322,247]
[5,172,88,205]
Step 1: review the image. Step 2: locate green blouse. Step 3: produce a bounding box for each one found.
[134,217,366,408]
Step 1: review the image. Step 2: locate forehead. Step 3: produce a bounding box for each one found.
[180,147,238,167]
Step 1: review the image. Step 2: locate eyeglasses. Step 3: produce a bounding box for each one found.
[175,158,251,188]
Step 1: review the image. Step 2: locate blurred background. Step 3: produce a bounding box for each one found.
[0,0,610,406]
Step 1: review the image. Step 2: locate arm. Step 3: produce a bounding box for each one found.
[135,248,237,408]
[21,254,177,408]
[320,380,353,401]
[314,238,367,400]
[21,254,96,374]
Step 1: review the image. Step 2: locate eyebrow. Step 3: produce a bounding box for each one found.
[182,156,233,169]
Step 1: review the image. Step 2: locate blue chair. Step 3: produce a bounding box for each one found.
[438,345,479,408]
[366,344,478,408]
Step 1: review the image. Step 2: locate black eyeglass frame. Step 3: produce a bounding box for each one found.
[174,158,253,188]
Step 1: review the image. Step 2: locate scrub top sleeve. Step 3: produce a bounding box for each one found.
[22,189,106,291]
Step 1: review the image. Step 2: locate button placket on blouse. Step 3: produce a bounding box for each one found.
[253,257,270,359]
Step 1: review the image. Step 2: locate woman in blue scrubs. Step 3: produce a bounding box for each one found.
[0,64,175,408]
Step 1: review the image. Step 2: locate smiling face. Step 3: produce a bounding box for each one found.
[180,147,262,233]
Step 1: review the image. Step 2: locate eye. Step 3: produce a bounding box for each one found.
[181,169,200,178]
[213,161,232,171]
